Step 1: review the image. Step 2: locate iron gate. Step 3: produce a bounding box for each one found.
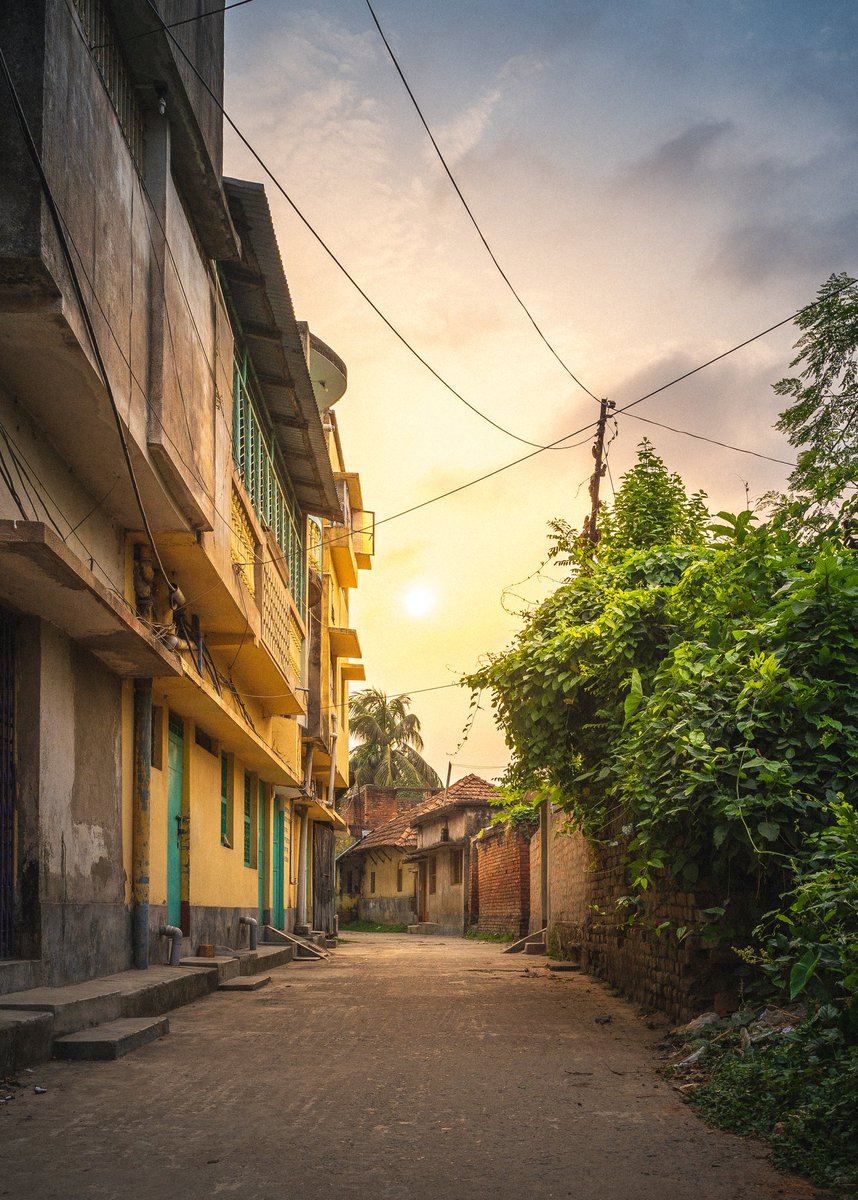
[0,609,16,958]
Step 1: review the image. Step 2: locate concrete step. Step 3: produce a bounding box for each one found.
[240,946,292,975]
[101,965,216,1018]
[503,928,547,954]
[260,926,327,960]
[407,923,441,936]
[218,975,271,992]
[178,955,240,984]
[547,961,580,972]
[0,980,123,1037]
[524,941,546,955]
[0,959,40,997]
[53,1017,169,1061]
[0,1009,54,1074]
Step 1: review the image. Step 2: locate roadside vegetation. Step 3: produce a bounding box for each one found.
[466,274,858,1194]
[338,919,409,934]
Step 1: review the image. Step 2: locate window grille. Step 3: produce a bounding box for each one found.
[220,753,230,845]
[243,771,252,866]
[71,0,144,170]
[232,352,305,620]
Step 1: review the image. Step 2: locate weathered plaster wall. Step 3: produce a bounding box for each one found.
[425,847,467,935]
[35,624,128,985]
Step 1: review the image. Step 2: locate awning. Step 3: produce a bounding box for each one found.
[0,520,181,678]
[329,627,361,659]
[156,661,301,785]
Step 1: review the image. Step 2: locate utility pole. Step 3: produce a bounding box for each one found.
[586,397,615,546]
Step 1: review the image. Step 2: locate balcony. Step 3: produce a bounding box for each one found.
[329,627,361,659]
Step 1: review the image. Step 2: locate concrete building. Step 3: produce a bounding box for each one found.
[406,775,498,936]
[335,787,437,924]
[0,0,367,990]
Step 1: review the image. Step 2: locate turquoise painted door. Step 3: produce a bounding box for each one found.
[272,799,285,930]
[257,782,266,924]
[167,714,184,928]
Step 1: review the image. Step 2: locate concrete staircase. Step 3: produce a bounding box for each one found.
[0,941,305,1073]
[503,929,548,955]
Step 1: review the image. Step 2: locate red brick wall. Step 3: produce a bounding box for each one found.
[470,824,533,938]
[535,809,745,1021]
[339,787,435,837]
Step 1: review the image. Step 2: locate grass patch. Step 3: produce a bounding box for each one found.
[669,1008,858,1197]
[338,920,408,934]
[465,929,515,943]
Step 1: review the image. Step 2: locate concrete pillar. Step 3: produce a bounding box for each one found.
[132,679,152,969]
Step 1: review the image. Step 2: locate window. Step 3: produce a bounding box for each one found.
[370,870,376,894]
[195,725,218,757]
[243,771,252,866]
[428,857,437,895]
[396,865,403,893]
[450,849,463,886]
[232,349,305,619]
[220,753,232,848]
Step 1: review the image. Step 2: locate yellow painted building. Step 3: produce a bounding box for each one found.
[0,3,369,987]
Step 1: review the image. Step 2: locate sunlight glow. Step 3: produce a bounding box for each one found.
[402,584,436,618]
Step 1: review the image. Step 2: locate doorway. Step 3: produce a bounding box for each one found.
[167,713,184,929]
[272,798,285,930]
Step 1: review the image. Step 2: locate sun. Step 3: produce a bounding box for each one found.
[403,584,436,618]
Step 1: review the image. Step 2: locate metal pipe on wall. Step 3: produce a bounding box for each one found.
[132,679,153,970]
[327,712,338,804]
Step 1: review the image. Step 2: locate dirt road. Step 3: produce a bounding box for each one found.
[0,935,826,1199]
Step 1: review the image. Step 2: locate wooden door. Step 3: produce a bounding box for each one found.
[312,822,335,935]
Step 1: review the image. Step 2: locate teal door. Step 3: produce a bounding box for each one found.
[272,799,285,930]
[257,782,266,924]
[167,714,184,928]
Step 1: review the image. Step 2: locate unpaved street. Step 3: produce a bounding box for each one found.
[0,936,825,1199]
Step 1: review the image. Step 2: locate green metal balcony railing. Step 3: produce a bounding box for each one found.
[232,353,305,621]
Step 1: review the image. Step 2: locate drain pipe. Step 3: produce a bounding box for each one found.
[296,745,313,929]
[327,712,338,806]
[132,679,153,970]
[159,924,183,967]
[239,915,258,950]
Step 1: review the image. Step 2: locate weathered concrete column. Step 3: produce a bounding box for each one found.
[132,679,153,969]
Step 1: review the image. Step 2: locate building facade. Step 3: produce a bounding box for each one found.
[406,776,497,936]
[0,0,367,989]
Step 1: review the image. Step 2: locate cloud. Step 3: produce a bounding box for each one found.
[624,120,735,185]
[713,209,858,286]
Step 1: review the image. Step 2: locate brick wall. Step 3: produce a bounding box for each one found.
[536,807,743,1022]
[339,786,434,837]
[470,824,533,939]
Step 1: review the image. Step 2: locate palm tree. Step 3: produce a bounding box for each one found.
[348,689,442,788]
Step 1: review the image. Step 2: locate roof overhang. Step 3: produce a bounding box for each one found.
[0,521,181,678]
[221,179,341,520]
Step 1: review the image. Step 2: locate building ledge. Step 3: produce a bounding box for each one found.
[0,521,180,678]
[329,626,361,659]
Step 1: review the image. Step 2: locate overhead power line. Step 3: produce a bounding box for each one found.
[96,0,256,48]
[142,0,581,454]
[364,0,600,406]
[624,412,796,468]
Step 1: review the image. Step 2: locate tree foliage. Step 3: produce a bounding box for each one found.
[348,688,442,789]
[772,272,858,540]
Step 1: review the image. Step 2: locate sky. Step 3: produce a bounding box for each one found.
[221,0,858,784]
